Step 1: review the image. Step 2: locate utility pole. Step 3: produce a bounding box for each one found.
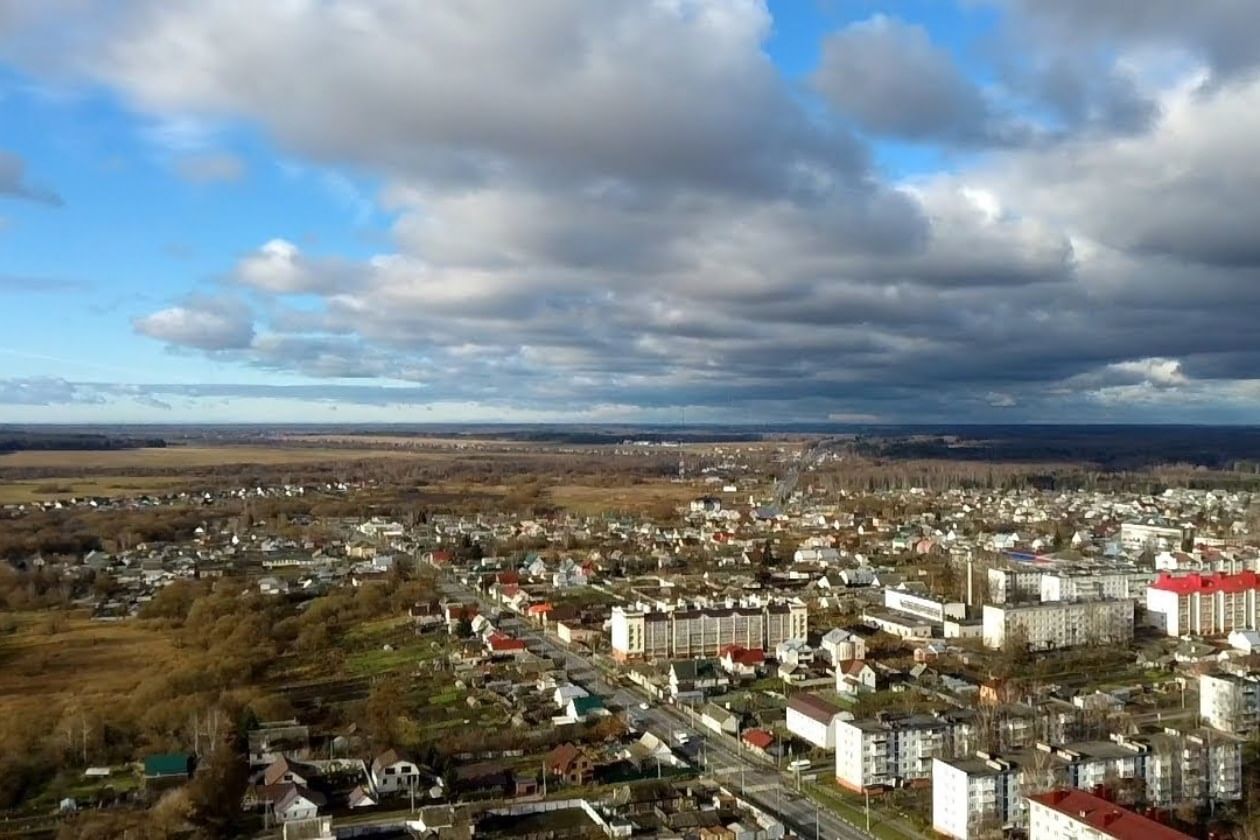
[865,788,871,834]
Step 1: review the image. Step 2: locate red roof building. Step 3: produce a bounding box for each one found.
[1027,789,1192,840]
[1147,571,1260,636]
[486,632,527,654]
[741,729,775,752]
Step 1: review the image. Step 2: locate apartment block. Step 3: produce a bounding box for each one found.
[988,567,1044,604]
[835,711,975,791]
[982,600,1134,651]
[931,754,1021,840]
[1027,789,1192,840]
[1119,522,1188,553]
[1145,571,1260,637]
[1039,569,1153,603]
[1200,671,1260,734]
[610,601,807,661]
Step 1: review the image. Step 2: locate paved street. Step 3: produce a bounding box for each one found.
[441,578,881,840]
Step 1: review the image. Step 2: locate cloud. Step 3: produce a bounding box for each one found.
[173,151,245,183]
[0,150,62,205]
[133,296,255,350]
[232,239,366,295]
[813,15,1023,146]
[0,274,85,294]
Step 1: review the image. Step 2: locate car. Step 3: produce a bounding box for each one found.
[638,702,650,710]
[787,759,810,771]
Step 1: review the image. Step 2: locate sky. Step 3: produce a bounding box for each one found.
[2,0,1260,425]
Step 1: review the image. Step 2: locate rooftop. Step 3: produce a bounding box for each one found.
[1029,789,1192,840]
[1150,570,1260,595]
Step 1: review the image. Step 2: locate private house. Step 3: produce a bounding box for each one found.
[741,729,777,758]
[566,695,608,723]
[820,628,866,664]
[263,757,318,788]
[836,660,880,695]
[700,704,739,736]
[545,743,594,786]
[668,659,730,700]
[371,749,425,796]
[786,694,846,751]
[273,784,326,824]
[719,645,766,678]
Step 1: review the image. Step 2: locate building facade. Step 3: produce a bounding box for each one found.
[611,601,807,661]
[982,600,1134,651]
[1027,789,1192,840]
[1200,671,1260,734]
[1145,571,1260,637]
[786,693,845,751]
[931,755,1020,840]
[835,712,974,791]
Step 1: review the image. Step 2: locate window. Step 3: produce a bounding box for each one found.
[385,768,396,775]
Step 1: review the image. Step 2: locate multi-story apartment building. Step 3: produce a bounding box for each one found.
[610,600,807,661]
[1027,789,1192,840]
[1145,571,1260,637]
[836,711,975,791]
[933,730,1242,837]
[988,567,1043,604]
[1039,569,1154,603]
[931,754,1022,840]
[982,600,1134,651]
[1200,671,1260,734]
[1120,522,1189,553]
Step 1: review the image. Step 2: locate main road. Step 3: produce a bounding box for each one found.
[440,577,880,840]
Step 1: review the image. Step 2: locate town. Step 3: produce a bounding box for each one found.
[2,431,1260,840]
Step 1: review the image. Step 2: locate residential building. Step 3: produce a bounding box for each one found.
[700,704,739,736]
[371,750,425,796]
[545,743,593,786]
[988,567,1043,604]
[819,628,866,664]
[610,601,807,661]
[836,660,879,695]
[786,693,845,751]
[835,712,974,791]
[981,600,1133,651]
[1039,570,1153,603]
[1200,671,1260,734]
[1026,789,1192,840]
[1145,571,1260,637]
[931,755,1020,840]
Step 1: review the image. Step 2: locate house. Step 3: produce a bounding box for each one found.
[453,762,514,798]
[786,693,845,751]
[248,721,311,766]
[485,632,528,658]
[700,704,739,736]
[1228,630,1260,654]
[545,743,594,786]
[979,678,1018,706]
[348,785,377,808]
[371,749,425,796]
[263,756,318,788]
[719,645,766,678]
[553,684,589,709]
[775,639,815,667]
[836,660,879,695]
[669,659,730,700]
[143,753,195,791]
[273,784,326,824]
[820,629,866,664]
[741,728,777,758]
[410,601,445,632]
[566,695,608,723]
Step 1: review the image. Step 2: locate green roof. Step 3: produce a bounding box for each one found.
[570,696,605,715]
[144,753,193,777]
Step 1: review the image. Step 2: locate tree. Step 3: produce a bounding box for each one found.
[186,742,249,835]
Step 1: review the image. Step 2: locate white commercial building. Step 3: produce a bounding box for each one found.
[883,588,965,624]
[1120,522,1188,553]
[982,600,1133,651]
[1200,671,1260,734]
[786,693,846,751]
[1145,571,1260,637]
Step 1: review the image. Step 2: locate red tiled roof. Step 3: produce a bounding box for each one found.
[1149,570,1260,595]
[1029,790,1192,840]
[497,571,520,585]
[487,632,526,651]
[742,729,775,750]
[527,603,554,615]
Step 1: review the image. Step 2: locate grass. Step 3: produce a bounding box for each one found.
[0,612,178,724]
[546,481,697,515]
[804,782,925,840]
[0,476,191,504]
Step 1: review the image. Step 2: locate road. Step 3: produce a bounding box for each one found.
[441,578,880,840]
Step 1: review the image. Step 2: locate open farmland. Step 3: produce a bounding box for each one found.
[0,445,435,471]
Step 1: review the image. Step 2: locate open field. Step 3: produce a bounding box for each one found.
[0,476,192,504]
[0,612,178,723]
[546,481,698,515]
[0,445,434,471]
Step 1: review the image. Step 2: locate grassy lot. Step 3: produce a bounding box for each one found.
[0,476,191,504]
[0,612,178,723]
[804,782,928,840]
[546,482,697,515]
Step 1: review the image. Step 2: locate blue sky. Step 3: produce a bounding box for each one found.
[2,1,1260,424]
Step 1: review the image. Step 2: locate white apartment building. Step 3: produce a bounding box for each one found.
[1145,571,1260,637]
[987,567,1043,604]
[1200,671,1260,734]
[883,588,965,624]
[610,600,807,661]
[1027,789,1192,840]
[982,600,1134,651]
[1120,522,1188,553]
[835,712,974,791]
[1039,569,1153,603]
[931,755,1020,840]
[786,693,846,751]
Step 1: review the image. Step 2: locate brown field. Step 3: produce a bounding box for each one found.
[0,476,192,505]
[0,445,432,471]
[0,613,178,722]
[546,481,697,515]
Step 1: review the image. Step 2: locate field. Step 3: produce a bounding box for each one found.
[0,476,192,504]
[0,445,433,471]
[0,612,178,723]
[546,482,698,515]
